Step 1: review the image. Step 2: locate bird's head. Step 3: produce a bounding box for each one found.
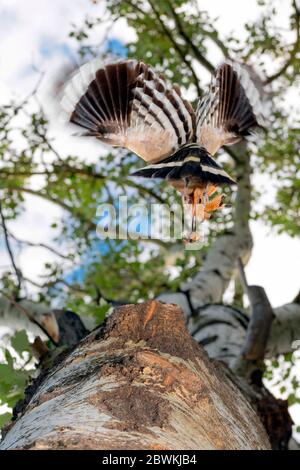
[171,180,225,243]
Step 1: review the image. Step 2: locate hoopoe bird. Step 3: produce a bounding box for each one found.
[61,59,264,241]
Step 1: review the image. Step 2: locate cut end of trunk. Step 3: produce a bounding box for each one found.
[0,301,271,451]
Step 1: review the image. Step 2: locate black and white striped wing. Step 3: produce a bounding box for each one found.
[196,61,266,156]
[61,59,195,163]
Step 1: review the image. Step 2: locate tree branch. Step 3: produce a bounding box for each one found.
[264,0,300,84]
[0,290,58,346]
[190,0,230,57]
[143,0,203,96]
[0,301,271,450]
[6,185,96,231]
[187,296,300,367]
[0,198,23,293]
[267,298,300,357]
[163,0,215,73]
[241,286,274,361]
[2,165,165,204]
[236,258,274,363]
[7,230,72,260]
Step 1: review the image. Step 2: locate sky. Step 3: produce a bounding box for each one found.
[0,0,299,437]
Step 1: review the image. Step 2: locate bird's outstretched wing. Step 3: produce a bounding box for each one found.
[196,61,266,156]
[61,59,195,163]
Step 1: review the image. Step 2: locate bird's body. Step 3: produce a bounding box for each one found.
[134,142,234,187]
[61,58,264,241]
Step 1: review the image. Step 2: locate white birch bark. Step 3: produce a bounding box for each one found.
[0,301,270,450]
[189,301,300,366]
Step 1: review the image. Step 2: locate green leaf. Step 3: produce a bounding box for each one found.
[287,393,300,406]
[11,330,31,355]
[4,349,14,368]
[0,412,12,429]
[0,364,16,385]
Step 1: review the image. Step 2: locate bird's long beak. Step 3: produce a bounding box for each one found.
[186,187,206,242]
[183,184,225,243]
[191,212,197,232]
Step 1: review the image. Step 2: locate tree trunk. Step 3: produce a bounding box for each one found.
[0,301,270,450]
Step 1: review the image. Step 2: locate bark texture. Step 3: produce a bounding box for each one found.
[188,302,300,367]
[1,301,270,450]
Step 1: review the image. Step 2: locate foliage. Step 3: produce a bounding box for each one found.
[0,330,35,429]
[264,351,300,422]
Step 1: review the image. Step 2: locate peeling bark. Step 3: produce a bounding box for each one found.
[0,301,270,450]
